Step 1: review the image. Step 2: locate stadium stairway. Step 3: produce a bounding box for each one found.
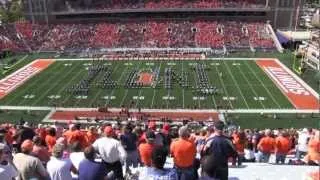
[267,24,284,53]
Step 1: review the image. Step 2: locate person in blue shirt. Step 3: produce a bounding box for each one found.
[78,145,109,180]
[138,146,178,180]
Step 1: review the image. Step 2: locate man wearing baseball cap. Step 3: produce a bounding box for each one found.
[139,130,157,166]
[93,125,126,179]
[201,121,237,180]
[13,140,49,180]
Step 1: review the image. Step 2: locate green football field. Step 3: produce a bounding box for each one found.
[0,59,295,109]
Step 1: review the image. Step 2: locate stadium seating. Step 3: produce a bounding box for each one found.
[0,20,275,51]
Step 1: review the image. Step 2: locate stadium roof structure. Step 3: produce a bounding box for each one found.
[277,30,313,42]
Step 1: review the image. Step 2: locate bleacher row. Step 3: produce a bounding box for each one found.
[0,20,275,52]
[57,0,266,11]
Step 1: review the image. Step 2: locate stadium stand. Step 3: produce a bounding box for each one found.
[0,121,318,179]
[0,20,275,52]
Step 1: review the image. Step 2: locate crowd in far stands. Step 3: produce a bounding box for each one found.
[0,20,275,52]
[54,0,266,11]
[0,120,319,180]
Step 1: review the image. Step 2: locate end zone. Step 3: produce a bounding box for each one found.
[0,59,55,99]
[256,59,319,110]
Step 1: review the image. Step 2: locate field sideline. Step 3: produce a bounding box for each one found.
[0,57,318,112]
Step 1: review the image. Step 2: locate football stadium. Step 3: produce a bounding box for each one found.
[0,0,319,179]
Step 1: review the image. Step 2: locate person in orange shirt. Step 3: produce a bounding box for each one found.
[86,126,99,145]
[45,127,56,153]
[138,131,157,166]
[257,129,275,163]
[275,130,291,164]
[63,124,76,143]
[232,131,246,166]
[170,126,197,180]
[304,130,320,165]
[68,124,88,149]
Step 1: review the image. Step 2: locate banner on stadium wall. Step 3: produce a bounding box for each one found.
[256,59,319,110]
[0,59,54,99]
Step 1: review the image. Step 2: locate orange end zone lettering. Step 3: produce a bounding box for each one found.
[0,59,54,99]
[256,59,319,110]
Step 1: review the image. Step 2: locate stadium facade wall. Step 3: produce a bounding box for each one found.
[22,0,304,29]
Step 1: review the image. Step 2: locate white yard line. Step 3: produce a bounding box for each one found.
[119,61,142,107]
[214,63,233,109]
[192,65,201,109]
[120,90,128,106]
[223,60,250,109]
[32,62,80,106]
[61,66,88,105]
[206,63,217,109]
[108,64,130,106]
[181,62,185,109]
[244,61,282,108]
[89,63,121,106]
[236,62,265,109]
[151,62,162,108]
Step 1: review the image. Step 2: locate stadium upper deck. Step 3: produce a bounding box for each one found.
[53,0,268,12]
[23,0,304,29]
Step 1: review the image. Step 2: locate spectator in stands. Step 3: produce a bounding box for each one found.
[257,129,275,163]
[13,140,49,180]
[86,126,99,144]
[68,124,88,149]
[232,131,246,166]
[243,143,255,162]
[120,124,139,168]
[139,146,178,180]
[78,145,109,180]
[45,127,57,153]
[63,124,76,143]
[201,121,237,180]
[47,143,77,180]
[32,136,51,164]
[138,130,157,166]
[195,128,207,155]
[0,143,18,180]
[0,127,13,160]
[170,126,197,180]
[93,126,127,179]
[275,130,291,164]
[199,154,219,180]
[296,128,310,160]
[303,130,320,165]
[69,141,85,179]
[13,125,36,153]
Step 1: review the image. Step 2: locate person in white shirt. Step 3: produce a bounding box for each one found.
[69,141,85,179]
[0,143,18,180]
[93,126,126,179]
[47,143,77,180]
[244,143,255,162]
[296,128,310,160]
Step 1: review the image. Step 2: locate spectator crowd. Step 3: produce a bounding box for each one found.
[0,20,275,52]
[0,119,319,180]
